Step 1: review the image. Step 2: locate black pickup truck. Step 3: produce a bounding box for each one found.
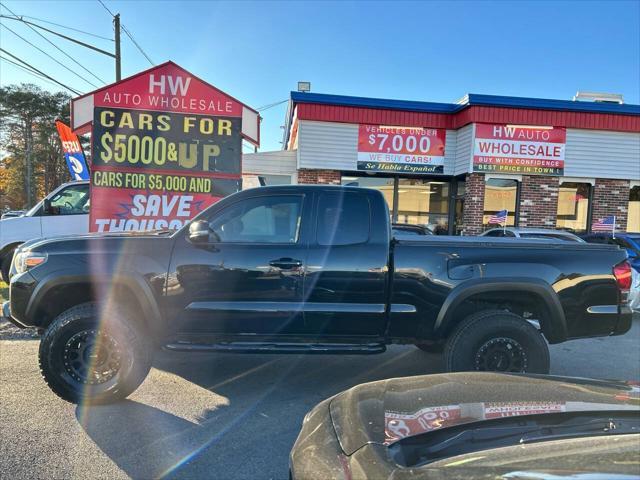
[2,185,633,404]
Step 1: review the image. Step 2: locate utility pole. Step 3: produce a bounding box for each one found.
[114,13,121,81]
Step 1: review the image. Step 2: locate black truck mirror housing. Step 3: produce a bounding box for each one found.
[188,220,214,244]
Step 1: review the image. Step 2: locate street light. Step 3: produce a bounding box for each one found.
[297,82,311,93]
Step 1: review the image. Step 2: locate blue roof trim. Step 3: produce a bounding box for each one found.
[290,91,640,116]
[290,92,457,113]
[465,94,640,115]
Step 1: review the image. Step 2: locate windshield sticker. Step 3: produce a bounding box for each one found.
[384,401,567,444]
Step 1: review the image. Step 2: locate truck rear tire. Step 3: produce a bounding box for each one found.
[38,303,152,405]
[444,310,550,374]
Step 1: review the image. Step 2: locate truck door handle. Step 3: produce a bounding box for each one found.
[269,258,303,269]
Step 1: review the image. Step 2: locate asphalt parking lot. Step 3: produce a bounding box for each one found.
[1,318,639,480]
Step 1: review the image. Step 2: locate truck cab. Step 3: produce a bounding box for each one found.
[1,185,632,405]
[0,180,90,281]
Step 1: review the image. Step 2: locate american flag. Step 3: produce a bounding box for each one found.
[592,215,615,232]
[488,209,508,225]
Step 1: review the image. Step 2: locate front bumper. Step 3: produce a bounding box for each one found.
[1,300,26,329]
[2,270,38,328]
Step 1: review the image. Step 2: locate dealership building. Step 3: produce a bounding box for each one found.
[244,91,640,235]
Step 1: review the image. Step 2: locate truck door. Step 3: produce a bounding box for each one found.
[168,192,310,336]
[303,190,390,337]
[40,183,90,238]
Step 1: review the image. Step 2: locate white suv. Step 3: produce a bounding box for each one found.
[0,181,90,281]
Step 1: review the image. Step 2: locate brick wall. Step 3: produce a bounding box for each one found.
[297,169,341,185]
[518,176,560,228]
[462,173,485,235]
[591,179,630,231]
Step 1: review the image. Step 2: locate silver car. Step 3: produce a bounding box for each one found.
[480,227,585,242]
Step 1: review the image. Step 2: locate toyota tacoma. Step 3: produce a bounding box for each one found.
[1,185,633,404]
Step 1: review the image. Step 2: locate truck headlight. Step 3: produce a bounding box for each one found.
[13,251,47,274]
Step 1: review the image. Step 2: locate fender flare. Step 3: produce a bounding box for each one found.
[26,271,163,337]
[434,277,567,343]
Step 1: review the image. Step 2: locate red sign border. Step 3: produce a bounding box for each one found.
[71,61,260,146]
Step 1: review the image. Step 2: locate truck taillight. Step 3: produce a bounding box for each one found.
[613,261,632,299]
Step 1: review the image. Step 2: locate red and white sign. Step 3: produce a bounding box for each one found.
[71,62,256,233]
[71,61,259,144]
[89,186,224,233]
[473,123,566,176]
[357,124,446,174]
[93,63,242,117]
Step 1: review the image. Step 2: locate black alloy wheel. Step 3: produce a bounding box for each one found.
[39,303,152,404]
[444,309,550,374]
[474,336,528,372]
[63,329,123,385]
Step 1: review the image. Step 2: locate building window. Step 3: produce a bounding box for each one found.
[258,174,291,185]
[341,175,395,215]
[452,179,465,235]
[396,179,449,234]
[340,175,451,234]
[556,182,591,233]
[628,186,640,232]
[483,178,518,228]
[242,174,292,189]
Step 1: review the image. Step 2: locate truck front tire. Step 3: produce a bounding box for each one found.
[1,247,15,282]
[444,310,550,374]
[38,303,152,405]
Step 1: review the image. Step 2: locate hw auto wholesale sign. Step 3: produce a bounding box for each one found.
[473,123,566,176]
[357,124,446,174]
[70,62,259,232]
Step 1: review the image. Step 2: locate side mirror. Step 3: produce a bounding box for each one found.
[43,199,52,214]
[188,220,218,244]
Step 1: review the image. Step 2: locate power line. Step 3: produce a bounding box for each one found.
[96,0,154,67]
[0,15,115,58]
[96,0,115,17]
[257,99,288,111]
[0,49,82,95]
[121,24,154,66]
[0,55,67,90]
[1,54,45,78]
[0,1,106,86]
[17,15,113,41]
[0,21,100,89]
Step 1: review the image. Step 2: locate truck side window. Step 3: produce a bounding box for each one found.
[209,195,302,244]
[317,192,370,246]
[47,184,90,215]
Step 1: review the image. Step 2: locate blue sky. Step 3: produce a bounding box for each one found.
[1,0,639,151]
